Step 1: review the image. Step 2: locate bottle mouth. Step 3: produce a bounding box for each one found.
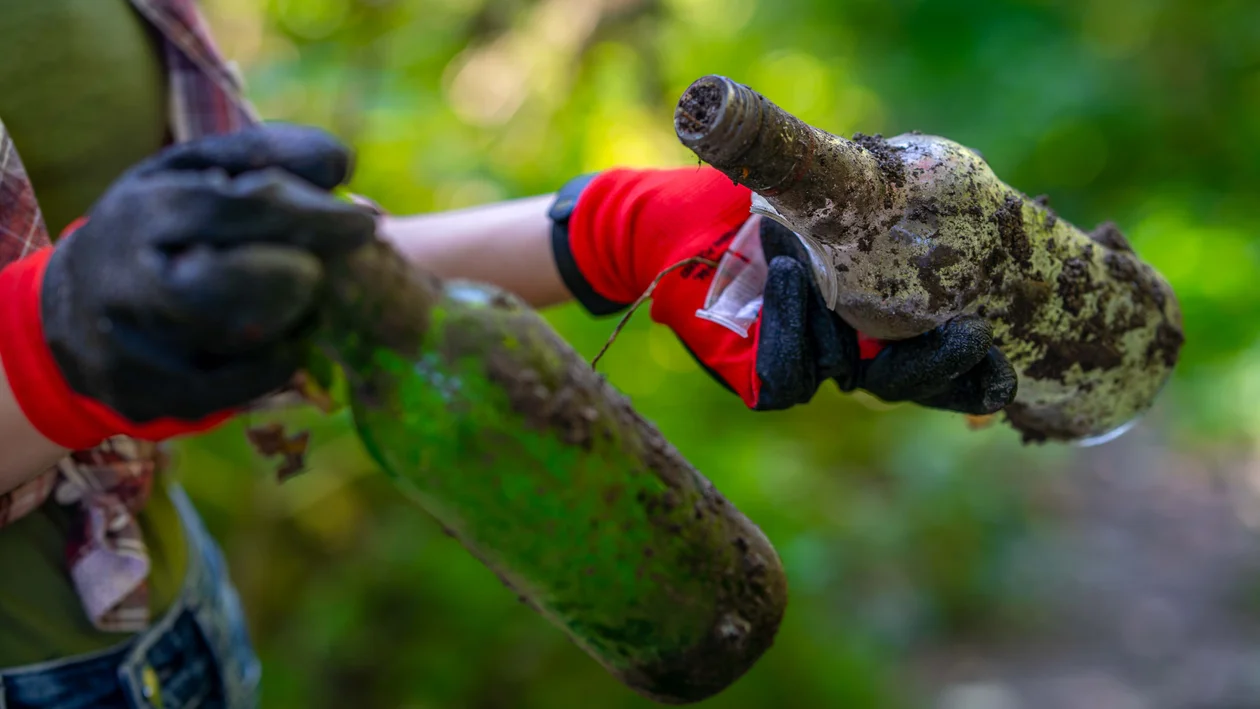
[674,75,762,167]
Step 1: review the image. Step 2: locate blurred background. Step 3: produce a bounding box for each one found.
[177,0,1260,706]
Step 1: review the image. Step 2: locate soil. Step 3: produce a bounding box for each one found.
[1098,250,1183,371]
[1055,257,1092,316]
[853,132,908,189]
[1090,221,1133,252]
[992,195,1033,269]
[676,80,723,136]
[915,243,964,314]
[1104,250,1139,283]
[986,195,1179,399]
[1148,320,1185,369]
[677,76,820,200]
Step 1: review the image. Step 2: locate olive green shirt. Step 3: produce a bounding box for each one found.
[0,0,186,666]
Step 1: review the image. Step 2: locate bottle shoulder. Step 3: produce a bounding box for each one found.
[887,133,1000,201]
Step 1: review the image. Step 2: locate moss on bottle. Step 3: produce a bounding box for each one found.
[307,239,787,703]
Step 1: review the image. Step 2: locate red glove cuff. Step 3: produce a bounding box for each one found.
[566,166,753,307]
[0,228,231,451]
[563,167,764,404]
[857,333,885,360]
[661,300,764,408]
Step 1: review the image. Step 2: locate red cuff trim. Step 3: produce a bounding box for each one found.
[857,333,885,360]
[0,244,231,451]
[568,167,753,306]
[61,216,88,237]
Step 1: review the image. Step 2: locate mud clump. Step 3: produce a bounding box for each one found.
[852,132,907,189]
[915,244,963,314]
[993,195,1032,268]
[1005,402,1067,444]
[1104,251,1139,284]
[1056,257,1092,316]
[1023,328,1124,383]
[1147,320,1185,369]
[1090,221,1133,252]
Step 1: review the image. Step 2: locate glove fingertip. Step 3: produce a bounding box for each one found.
[758,218,808,262]
[762,256,810,315]
[980,347,1019,413]
[141,123,354,190]
[262,123,354,190]
[225,169,377,253]
[756,261,821,409]
[941,314,995,354]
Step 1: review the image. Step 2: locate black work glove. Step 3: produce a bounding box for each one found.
[753,219,1018,414]
[41,124,376,424]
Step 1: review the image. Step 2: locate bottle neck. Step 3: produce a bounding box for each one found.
[318,239,443,365]
[675,76,903,248]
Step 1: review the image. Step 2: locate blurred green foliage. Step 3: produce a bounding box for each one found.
[177,0,1260,706]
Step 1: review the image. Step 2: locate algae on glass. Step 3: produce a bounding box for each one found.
[304,237,788,704]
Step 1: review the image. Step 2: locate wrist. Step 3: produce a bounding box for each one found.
[553,167,753,317]
[0,238,231,451]
[549,173,629,316]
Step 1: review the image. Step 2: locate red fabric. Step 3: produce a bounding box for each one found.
[569,167,769,406]
[857,333,886,360]
[0,243,232,452]
[62,215,88,235]
[567,166,752,304]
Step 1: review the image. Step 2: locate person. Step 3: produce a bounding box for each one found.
[0,0,1016,706]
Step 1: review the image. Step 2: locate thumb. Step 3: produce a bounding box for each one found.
[758,218,810,263]
[912,347,1019,415]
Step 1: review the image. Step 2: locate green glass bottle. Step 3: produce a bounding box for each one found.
[310,239,787,704]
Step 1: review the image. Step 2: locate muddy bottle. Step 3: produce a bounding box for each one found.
[675,75,1183,444]
[310,239,787,704]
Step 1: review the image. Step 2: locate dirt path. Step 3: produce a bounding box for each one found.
[913,427,1260,708]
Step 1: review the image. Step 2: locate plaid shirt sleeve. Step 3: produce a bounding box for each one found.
[0,0,263,634]
[0,119,61,527]
[2,0,383,633]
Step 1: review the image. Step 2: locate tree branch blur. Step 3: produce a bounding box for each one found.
[443,0,654,127]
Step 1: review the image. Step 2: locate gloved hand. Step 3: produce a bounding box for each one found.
[0,124,376,450]
[549,166,1017,414]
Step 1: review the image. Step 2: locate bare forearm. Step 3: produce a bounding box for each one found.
[377,194,573,309]
[0,358,67,494]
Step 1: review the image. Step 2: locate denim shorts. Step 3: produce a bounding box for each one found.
[0,485,262,709]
